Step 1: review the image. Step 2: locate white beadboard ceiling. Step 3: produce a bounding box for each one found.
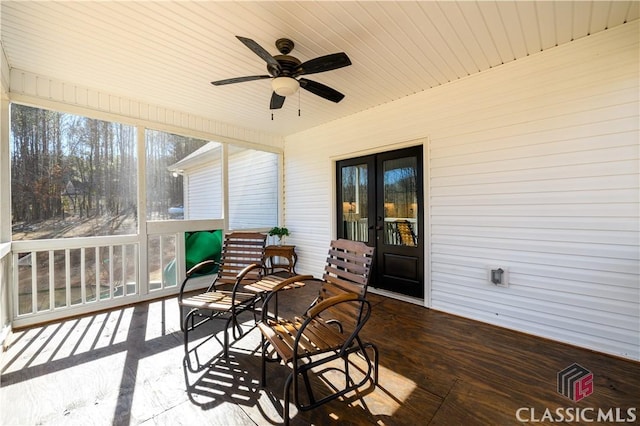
[1,1,638,137]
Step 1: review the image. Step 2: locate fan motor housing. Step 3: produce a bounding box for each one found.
[271,55,301,77]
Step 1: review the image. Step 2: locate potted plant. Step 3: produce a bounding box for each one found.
[268,226,290,245]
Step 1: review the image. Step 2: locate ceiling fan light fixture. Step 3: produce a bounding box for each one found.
[272,77,299,96]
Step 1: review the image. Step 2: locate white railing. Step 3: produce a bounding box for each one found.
[12,235,140,327]
[10,219,225,328]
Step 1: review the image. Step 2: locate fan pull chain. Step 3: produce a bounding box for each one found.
[298,90,301,117]
[271,113,274,121]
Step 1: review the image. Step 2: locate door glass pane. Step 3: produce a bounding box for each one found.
[383,156,418,246]
[341,164,368,242]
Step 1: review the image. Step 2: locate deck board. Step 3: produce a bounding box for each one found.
[1,280,638,425]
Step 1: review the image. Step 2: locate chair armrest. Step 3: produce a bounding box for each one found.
[269,274,315,293]
[294,293,371,358]
[259,275,315,321]
[307,292,358,318]
[186,259,219,278]
[236,263,263,281]
[225,263,263,297]
[179,259,221,301]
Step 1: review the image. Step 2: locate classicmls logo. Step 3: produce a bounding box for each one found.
[557,363,593,402]
[516,364,636,422]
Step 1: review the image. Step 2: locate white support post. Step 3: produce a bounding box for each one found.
[222,143,229,232]
[0,96,9,244]
[137,126,148,296]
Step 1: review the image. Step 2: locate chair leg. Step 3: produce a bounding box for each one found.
[274,292,279,318]
[283,373,293,426]
[261,336,267,386]
[251,296,261,324]
[301,369,315,406]
[223,316,234,358]
[370,343,379,385]
[179,305,186,332]
[351,336,379,386]
[360,341,379,385]
[230,315,241,340]
[183,308,198,354]
[223,311,247,358]
[344,356,351,386]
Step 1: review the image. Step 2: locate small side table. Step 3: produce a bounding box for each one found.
[265,245,297,275]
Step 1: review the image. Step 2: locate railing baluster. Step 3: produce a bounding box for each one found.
[65,249,71,307]
[31,251,37,314]
[122,244,127,296]
[109,245,114,299]
[49,250,55,311]
[81,247,86,303]
[134,244,139,295]
[159,236,165,290]
[95,247,100,301]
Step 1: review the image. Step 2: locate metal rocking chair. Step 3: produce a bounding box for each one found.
[179,231,267,359]
[257,239,377,425]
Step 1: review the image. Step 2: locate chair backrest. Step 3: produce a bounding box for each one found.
[318,239,375,303]
[395,220,417,246]
[216,232,267,286]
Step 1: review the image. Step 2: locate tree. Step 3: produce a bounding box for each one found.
[10,104,137,239]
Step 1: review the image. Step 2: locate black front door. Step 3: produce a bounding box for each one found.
[337,145,424,298]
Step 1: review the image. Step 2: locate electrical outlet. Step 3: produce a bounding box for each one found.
[488,266,509,287]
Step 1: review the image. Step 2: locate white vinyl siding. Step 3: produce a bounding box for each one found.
[185,163,222,220]
[179,147,279,229]
[228,148,279,230]
[284,22,639,360]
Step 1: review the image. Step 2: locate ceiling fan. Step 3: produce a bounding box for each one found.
[211,36,351,110]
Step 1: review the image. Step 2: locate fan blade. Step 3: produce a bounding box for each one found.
[236,36,281,76]
[294,52,351,76]
[211,75,271,85]
[299,78,345,103]
[270,92,285,110]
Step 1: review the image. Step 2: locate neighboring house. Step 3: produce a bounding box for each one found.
[61,180,83,214]
[167,142,279,228]
[168,141,224,220]
[0,16,637,362]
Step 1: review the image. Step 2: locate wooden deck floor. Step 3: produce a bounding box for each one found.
[1,280,638,425]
